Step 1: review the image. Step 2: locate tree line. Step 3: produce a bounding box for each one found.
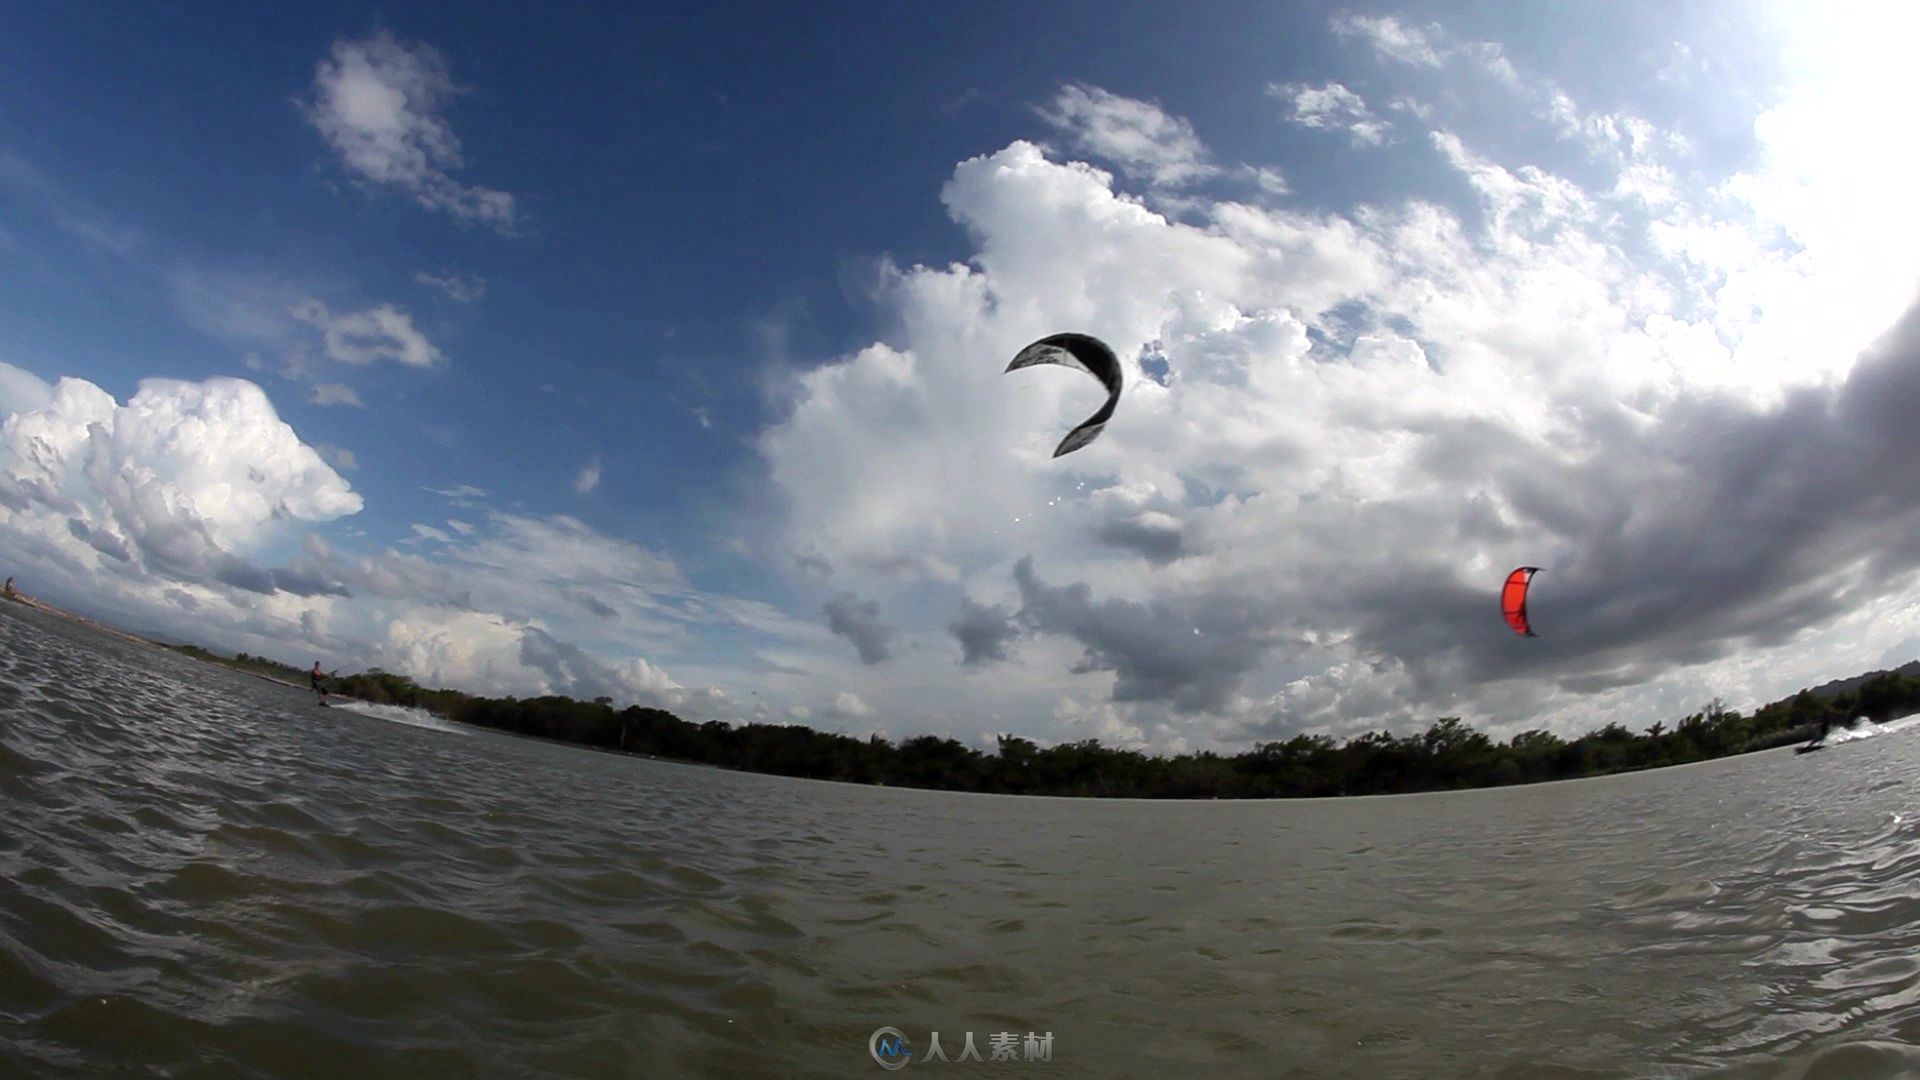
[166,646,1920,798]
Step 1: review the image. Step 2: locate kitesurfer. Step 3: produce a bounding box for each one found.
[310,661,335,706]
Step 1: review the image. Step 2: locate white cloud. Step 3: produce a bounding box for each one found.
[1036,84,1217,188]
[13,13,1920,754]
[424,483,488,507]
[573,455,601,494]
[0,360,54,419]
[1244,165,1291,196]
[753,54,1920,749]
[290,299,443,368]
[1331,12,1679,175]
[1270,81,1391,146]
[0,376,785,721]
[370,609,691,709]
[310,382,364,408]
[0,374,360,597]
[303,31,516,229]
[1331,14,1444,68]
[173,269,446,414]
[413,270,486,302]
[830,691,875,720]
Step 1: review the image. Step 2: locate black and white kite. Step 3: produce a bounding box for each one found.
[1005,333,1123,458]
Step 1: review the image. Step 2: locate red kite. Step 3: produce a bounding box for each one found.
[1502,567,1539,637]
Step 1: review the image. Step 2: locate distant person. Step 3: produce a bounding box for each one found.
[3,576,13,599]
[310,661,337,706]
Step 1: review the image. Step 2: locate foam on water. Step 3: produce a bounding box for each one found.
[327,699,472,737]
[1821,713,1920,746]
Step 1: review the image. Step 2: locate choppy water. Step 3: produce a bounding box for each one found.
[6,601,1920,1078]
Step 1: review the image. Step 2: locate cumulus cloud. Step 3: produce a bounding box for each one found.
[13,15,1920,752]
[370,611,687,709]
[0,372,788,723]
[0,374,360,598]
[756,40,1920,747]
[290,299,443,368]
[0,360,54,419]
[823,592,894,665]
[829,691,875,720]
[303,31,517,229]
[1036,84,1217,188]
[1270,82,1391,146]
[285,506,781,714]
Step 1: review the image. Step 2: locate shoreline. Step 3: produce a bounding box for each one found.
[3,592,345,702]
[4,591,175,653]
[2,587,1893,801]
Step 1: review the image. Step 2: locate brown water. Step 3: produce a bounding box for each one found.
[5,599,1920,1079]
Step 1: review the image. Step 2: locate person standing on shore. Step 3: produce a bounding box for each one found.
[310,661,336,706]
[3,577,13,599]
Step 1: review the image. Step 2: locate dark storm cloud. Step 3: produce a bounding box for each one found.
[824,592,895,665]
[1335,296,1920,695]
[1017,297,1920,726]
[1013,557,1279,713]
[1093,511,1187,564]
[949,596,1020,666]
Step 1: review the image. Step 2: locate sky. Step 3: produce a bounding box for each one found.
[4,1,1920,754]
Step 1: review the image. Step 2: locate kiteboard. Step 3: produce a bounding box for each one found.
[1795,743,1825,754]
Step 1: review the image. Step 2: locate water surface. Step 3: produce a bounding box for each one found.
[5,599,1920,1078]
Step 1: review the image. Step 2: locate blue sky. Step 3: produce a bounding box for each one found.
[4,2,1920,751]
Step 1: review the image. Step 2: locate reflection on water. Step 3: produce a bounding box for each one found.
[5,599,1920,1078]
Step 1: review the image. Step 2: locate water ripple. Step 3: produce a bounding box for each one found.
[11,601,1920,1077]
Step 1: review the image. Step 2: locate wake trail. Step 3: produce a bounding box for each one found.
[326,699,472,737]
